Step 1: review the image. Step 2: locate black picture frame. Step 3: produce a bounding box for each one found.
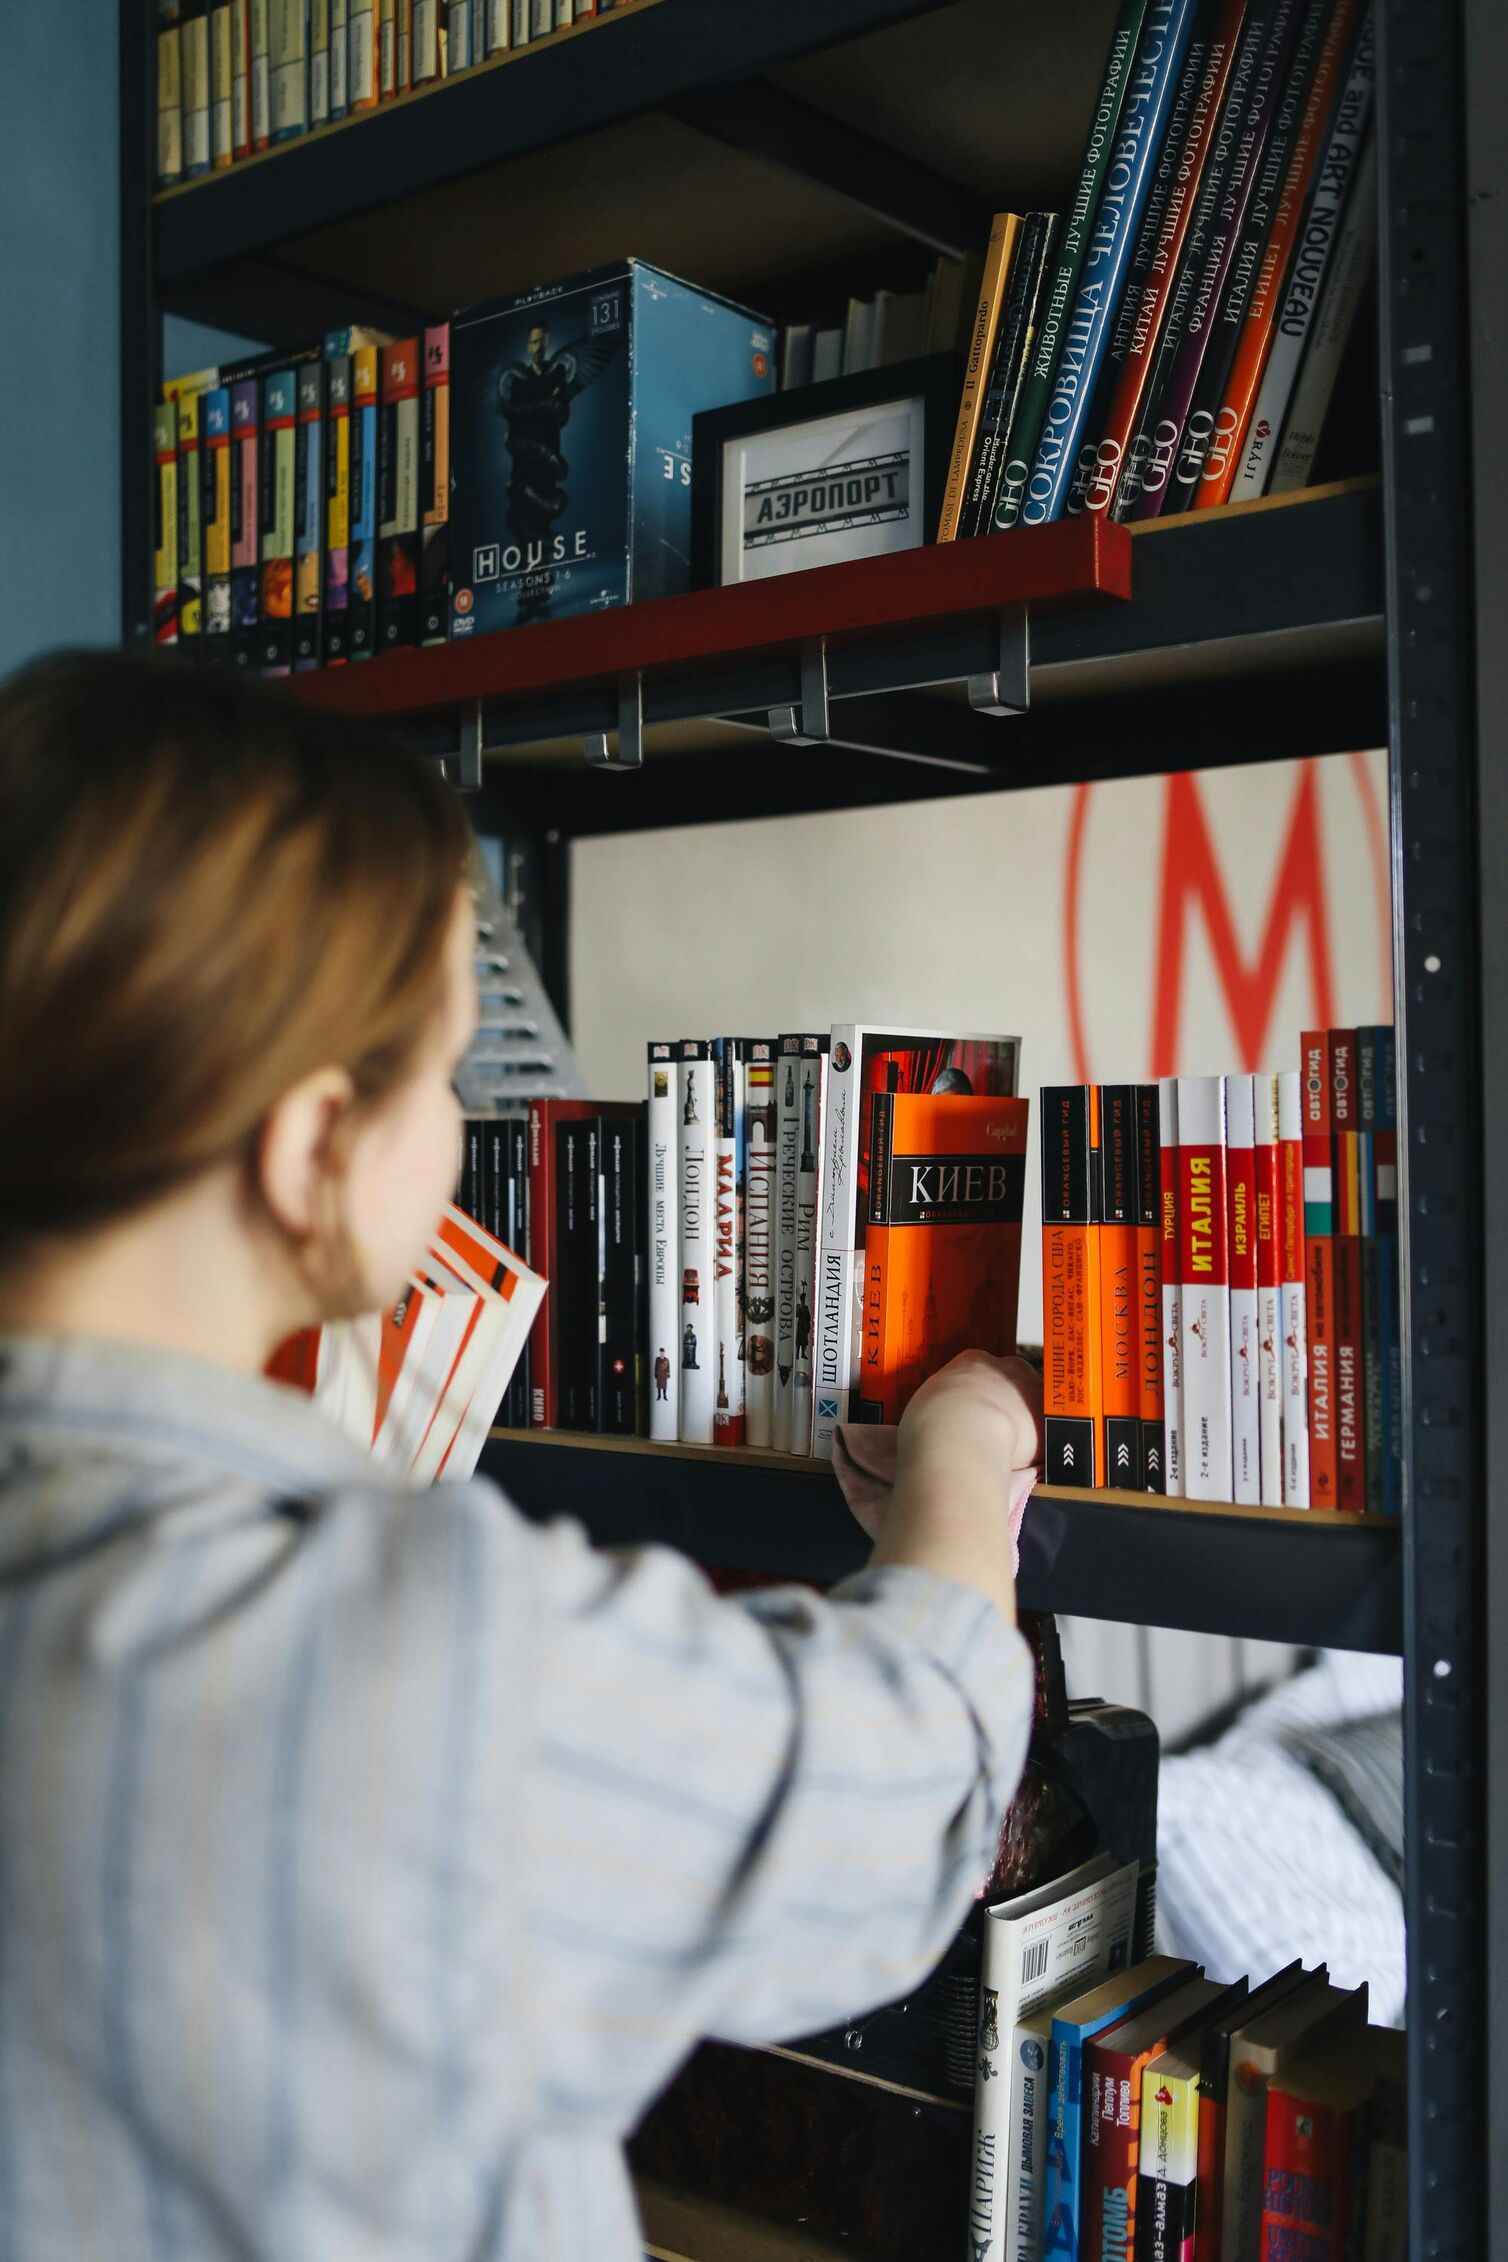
[690,352,963,590]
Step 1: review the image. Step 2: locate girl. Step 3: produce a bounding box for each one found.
[0,650,1039,2260]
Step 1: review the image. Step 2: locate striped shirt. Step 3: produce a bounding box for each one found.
[0,1333,1031,2260]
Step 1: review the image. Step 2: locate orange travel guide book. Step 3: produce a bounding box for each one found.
[854,1089,1030,1424]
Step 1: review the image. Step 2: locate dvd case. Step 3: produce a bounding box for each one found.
[647,1043,680,1442]
[293,359,325,670]
[678,1041,715,1445]
[378,339,421,650]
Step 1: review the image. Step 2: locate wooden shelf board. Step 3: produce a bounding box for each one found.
[479,1427,1402,1651]
[638,2178,865,2262]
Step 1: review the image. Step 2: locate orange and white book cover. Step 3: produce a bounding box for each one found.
[859,1089,1029,1427]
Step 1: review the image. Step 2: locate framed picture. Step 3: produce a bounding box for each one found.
[691,354,961,589]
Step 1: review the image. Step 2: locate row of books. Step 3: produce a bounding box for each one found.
[155,0,643,186]
[970,1850,1404,2262]
[468,1026,1026,1454]
[778,263,973,391]
[645,1029,1026,1457]
[939,0,1378,535]
[153,323,450,664]
[1043,1028,1400,1513]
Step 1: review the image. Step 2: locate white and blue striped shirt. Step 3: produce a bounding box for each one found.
[0,1334,1031,2259]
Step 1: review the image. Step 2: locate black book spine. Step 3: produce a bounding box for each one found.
[1162,0,1332,511]
[960,213,1047,541]
[506,1118,531,1429]
[555,1118,598,1433]
[599,1115,642,1436]
[1113,0,1278,520]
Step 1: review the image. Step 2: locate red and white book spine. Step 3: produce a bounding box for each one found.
[1277,1068,1310,1507]
[1254,1073,1285,1507]
[677,1041,715,1445]
[1224,1074,1260,1505]
[772,1037,802,1454]
[1176,1075,1233,1501]
[743,1043,777,1449]
[1331,1028,1367,1511]
[1300,1029,1338,1507]
[646,1043,679,1443]
[1158,1076,1184,1495]
[713,1038,747,1447]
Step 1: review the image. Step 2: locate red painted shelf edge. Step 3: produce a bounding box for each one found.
[287,517,1132,723]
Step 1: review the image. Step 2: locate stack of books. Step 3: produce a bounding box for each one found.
[155,0,646,185]
[970,1850,1405,2262]
[1042,1025,1400,1511]
[939,0,1377,532]
[268,1201,544,1480]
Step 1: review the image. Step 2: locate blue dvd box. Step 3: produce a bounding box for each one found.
[449,261,774,638]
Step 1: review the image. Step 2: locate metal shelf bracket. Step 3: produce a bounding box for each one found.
[967,606,1030,716]
[585,672,645,770]
[768,640,831,746]
[442,700,485,792]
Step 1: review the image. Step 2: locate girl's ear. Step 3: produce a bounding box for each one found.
[255,1066,358,1243]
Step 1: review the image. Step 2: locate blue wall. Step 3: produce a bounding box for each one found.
[0,3,121,676]
[0,4,264,683]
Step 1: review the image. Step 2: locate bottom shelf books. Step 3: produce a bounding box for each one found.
[972,1859,1405,2262]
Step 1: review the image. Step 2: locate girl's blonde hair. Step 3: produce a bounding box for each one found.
[0,650,472,1264]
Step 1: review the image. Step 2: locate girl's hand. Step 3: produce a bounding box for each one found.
[897,1351,1043,1481]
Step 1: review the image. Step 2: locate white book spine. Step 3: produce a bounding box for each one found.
[250,0,272,136]
[713,1040,747,1447]
[449,0,473,67]
[512,0,530,44]
[328,0,348,110]
[531,0,551,36]
[485,0,509,48]
[743,1045,777,1449]
[1278,1068,1311,1506]
[1176,1074,1233,1501]
[1268,134,1378,495]
[1231,16,1376,500]
[1225,1074,1261,1506]
[647,1045,680,1442]
[790,1042,827,1453]
[1158,1076,1184,1496]
[970,1858,1139,2262]
[677,1047,715,1444]
[811,1021,863,1460]
[1256,1074,1285,1507]
[345,0,372,104]
[772,1039,802,1452]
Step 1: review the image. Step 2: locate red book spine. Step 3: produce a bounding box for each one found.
[1259,2083,1356,2261]
[1330,1029,1366,1512]
[1301,1029,1339,1507]
[1083,2038,1149,2262]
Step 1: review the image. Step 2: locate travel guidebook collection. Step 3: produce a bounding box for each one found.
[1044,1030,1401,1513]
[968,1852,1405,2262]
[155,0,648,186]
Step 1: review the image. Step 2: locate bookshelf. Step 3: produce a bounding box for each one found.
[120,0,1505,2248]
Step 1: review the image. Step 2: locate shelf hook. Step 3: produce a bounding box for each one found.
[585,672,644,771]
[967,606,1030,717]
[768,640,831,746]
